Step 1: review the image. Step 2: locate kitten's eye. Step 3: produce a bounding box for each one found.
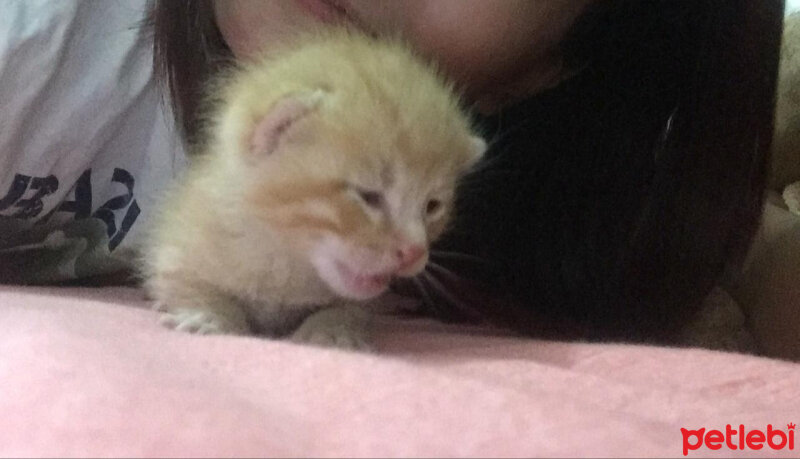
[356,189,383,208]
[426,199,442,215]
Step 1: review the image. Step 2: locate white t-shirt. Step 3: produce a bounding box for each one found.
[0,0,186,283]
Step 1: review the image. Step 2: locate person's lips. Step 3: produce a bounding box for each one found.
[295,0,374,34]
[295,0,353,25]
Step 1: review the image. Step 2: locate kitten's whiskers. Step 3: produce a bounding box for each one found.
[421,271,479,319]
[411,276,437,310]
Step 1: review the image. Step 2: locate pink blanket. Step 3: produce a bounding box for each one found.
[1,286,798,457]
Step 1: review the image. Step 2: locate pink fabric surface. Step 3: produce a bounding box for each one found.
[0,286,798,458]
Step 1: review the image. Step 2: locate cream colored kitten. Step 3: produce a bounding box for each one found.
[141,29,485,349]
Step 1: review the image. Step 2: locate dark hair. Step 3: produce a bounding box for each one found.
[150,0,231,146]
[150,0,784,343]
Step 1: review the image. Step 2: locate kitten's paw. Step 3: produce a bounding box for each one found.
[366,292,423,315]
[291,324,371,350]
[159,308,241,335]
[290,307,372,351]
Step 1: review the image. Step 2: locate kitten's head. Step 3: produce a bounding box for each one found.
[221,39,485,300]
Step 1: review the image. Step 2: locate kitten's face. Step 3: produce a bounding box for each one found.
[244,97,483,300]
[305,163,455,300]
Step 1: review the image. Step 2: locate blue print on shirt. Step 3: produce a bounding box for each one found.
[0,174,58,218]
[0,168,140,251]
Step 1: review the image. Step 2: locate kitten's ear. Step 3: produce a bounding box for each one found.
[466,135,487,166]
[249,90,327,157]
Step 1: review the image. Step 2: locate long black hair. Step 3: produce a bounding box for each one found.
[150,0,784,343]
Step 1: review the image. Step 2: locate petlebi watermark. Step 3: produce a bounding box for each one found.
[681,423,796,456]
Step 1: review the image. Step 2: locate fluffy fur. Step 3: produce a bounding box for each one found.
[140,29,485,349]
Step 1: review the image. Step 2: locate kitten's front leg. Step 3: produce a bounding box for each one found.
[150,278,252,336]
[290,304,372,351]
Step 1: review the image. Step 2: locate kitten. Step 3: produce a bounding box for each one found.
[140,29,485,349]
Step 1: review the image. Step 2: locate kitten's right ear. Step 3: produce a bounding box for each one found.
[249,90,327,157]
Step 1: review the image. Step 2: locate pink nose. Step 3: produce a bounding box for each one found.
[396,244,426,271]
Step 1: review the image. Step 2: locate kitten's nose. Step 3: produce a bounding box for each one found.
[395,244,426,272]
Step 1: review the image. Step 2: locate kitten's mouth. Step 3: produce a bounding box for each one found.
[333,260,392,299]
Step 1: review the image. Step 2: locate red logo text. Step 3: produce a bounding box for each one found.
[681,423,795,456]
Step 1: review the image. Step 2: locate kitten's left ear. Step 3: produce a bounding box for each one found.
[466,135,487,166]
[249,89,327,157]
